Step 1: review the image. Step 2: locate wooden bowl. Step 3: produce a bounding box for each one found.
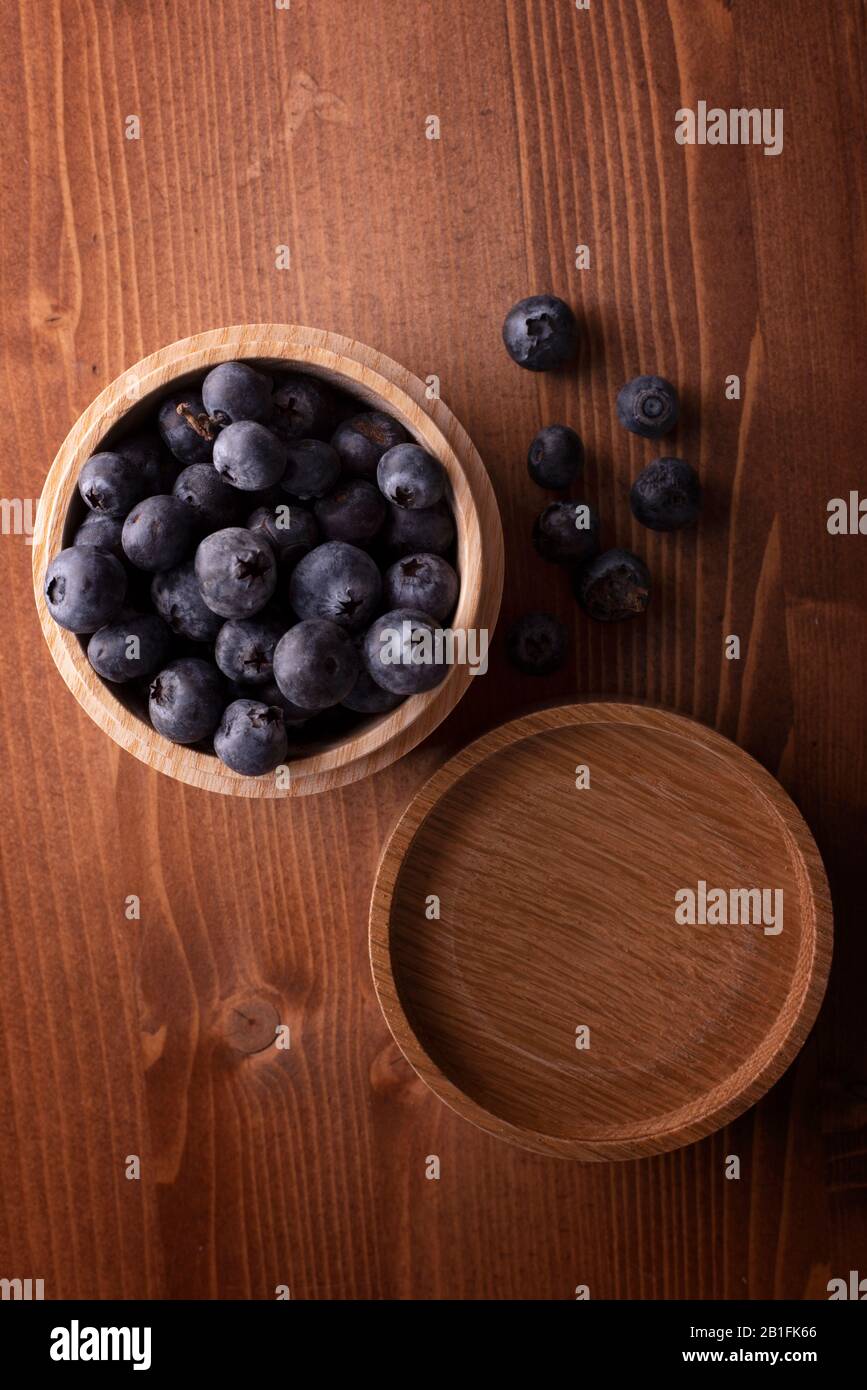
[32,325,503,796]
[370,703,832,1161]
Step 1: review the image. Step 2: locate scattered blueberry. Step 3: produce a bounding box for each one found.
[383,552,458,622]
[629,457,701,531]
[527,425,584,490]
[362,608,449,695]
[78,452,148,517]
[273,619,360,710]
[195,527,277,618]
[121,494,195,571]
[173,463,241,530]
[201,361,271,425]
[616,375,679,439]
[506,612,567,675]
[574,548,651,622]
[377,443,445,509]
[270,372,333,441]
[73,512,124,559]
[331,411,408,480]
[533,500,600,564]
[148,657,225,743]
[214,699,289,775]
[151,561,223,642]
[44,546,127,632]
[158,392,218,463]
[212,421,286,491]
[87,611,171,683]
[382,500,455,557]
[289,541,381,630]
[281,439,341,500]
[214,612,285,686]
[502,294,579,371]
[314,479,386,545]
[247,501,319,557]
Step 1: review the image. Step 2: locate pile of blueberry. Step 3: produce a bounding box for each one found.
[44,362,459,776]
[501,294,701,674]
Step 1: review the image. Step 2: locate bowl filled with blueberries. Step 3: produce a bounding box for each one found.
[32,325,503,796]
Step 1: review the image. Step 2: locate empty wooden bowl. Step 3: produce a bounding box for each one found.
[370,703,832,1160]
[32,325,503,796]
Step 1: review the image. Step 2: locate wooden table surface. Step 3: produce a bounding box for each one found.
[1,0,864,1300]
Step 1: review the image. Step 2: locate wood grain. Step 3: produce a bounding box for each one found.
[371,703,831,1159]
[0,0,864,1299]
[32,324,503,796]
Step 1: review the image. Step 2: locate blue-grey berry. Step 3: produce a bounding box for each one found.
[44,546,127,632]
[150,561,223,642]
[158,392,218,463]
[78,452,149,518]
[629,457,701,531]
[195,527,277,618]
[214,612,286,686]
[173,463,242,530]
[331,411,408,480]
[616,375,679,439]
[281,438,341,499]
[314,479,386,545]
[527,425,584,490]
[212,421,286,492]
[273,618,359,710]
[377,443,445,509]
[202,361,271,425]
[383,552,458,622]
[74,512,124,559]
[148,657,225,743]
[269,372,334,442]
[533,500,600,565]
[382,500,455,557]
[505,612,567,675]
[122,494,195,571]
[502,295,579,371]
[87,611,171,683]
[214,699,289,775]
[247,501,319,557]
[362,608,449,695]
[574,548,651,622]
[289,540,381,630]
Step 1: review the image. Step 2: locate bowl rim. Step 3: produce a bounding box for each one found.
[32,324,504,797]
[368,700,833,1160]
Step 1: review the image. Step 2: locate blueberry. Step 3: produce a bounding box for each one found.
[78,451,149,517]
[44,546,127,632]
[527,425,584,490]
[616,375,679,439]
[273,619,360,710]
[122,494,195,571]
[158,391,218,463]
[506,612,567,675]
[214,699,289,776]
[212,421,286,491]
[201,361,271,425]
[383,552,458,622]
[173,463,242,530]
[362,608,449,695]
[574,548,651,622]
[247,501,319,556]
[73,512,124,559]
[377,443,445,509]
[341,665,404,715]
[630,457,701,531]
[502,294,579,371]
[382,500,455,557]
[195,527,277,618]
[151,561,223,642]
[148,657,225,743]
[234,679,312,726]
[281,438,341,499]
[289,541,381,630]
[115,430,179,494]
[214,612,285,686]
[533,500,600,564]
[331,411,408,480]
[314,479,386,545]
[269,372,334,441]
[87,611,171,683]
